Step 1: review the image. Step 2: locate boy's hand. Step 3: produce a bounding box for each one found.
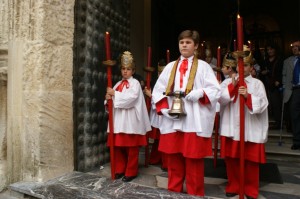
[106,87,115,96]
[105,93,112,100]
[238,86,248,98]
[161,109,179,120]
[185,89,204,102]
[144,87,152,97]
[232,74,238,87]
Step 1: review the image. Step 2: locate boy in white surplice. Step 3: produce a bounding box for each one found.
[105,51,151,182]
[152,30,220,197]
[218,48,269,199]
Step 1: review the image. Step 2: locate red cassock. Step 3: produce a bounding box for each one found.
[152,56,221,196]
[218,75,269,198]
[106,77,151,177]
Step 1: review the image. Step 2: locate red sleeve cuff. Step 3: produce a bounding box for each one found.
[199,92,210,104]
[228,83,235,98]
[245,94,253,110]
[156,97,169,115]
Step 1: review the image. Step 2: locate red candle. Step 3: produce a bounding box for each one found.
[237,15,244,51]
[105,32,111,60]
[217,46,221,81]
[166,49,170,63]
[201,43,205,59]
[234,39,237,51]
[217,46,221,67]
[104,31,115,179]
[237,13,245,199]
[147,46,152,67]
[248,41,252,51]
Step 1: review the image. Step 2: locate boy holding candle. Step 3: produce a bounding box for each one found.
[221,52,237,79]
[218,47,269,199]
[105,51,151,182]
[152,30,220,197]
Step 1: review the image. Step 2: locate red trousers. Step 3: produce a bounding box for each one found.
[114,146,139,177]
[149,139,169,169]
[168,153,204,196]
[225,157,259,198]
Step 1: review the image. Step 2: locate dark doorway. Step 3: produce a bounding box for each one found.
[151,0,300,63]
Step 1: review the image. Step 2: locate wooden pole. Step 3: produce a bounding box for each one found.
[103,32,116,180]
[237,14,245,199]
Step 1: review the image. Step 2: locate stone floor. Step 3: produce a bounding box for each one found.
[1,128,300,199]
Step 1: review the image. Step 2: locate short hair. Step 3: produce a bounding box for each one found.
[178,30,200,45]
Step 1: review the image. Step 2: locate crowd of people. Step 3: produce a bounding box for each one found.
[104,30,300,199]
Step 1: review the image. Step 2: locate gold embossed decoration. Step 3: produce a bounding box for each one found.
[121,51,135,69]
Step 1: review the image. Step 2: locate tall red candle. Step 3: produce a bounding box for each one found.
[104,31,115,179]
[248,40,252,51]
[237,15,244,51]
[166,49,170,63]
[213,46,222,168]
[237,14,245,199]
[145,47,153,168]
[200,43,205,59]
[217,46,221,81]
[234,39,237,51]
[217,46,221,67]
[105,32,111,60]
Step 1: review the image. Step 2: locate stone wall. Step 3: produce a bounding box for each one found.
[1,0,75,188]
[0,0,150,191]
[0,53,7,191]
[0,0,9,191]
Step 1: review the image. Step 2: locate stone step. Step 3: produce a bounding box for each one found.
[211,130,300,162]
[7,156,300,199]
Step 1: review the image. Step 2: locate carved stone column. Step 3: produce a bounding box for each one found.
[5,0,75,185]
[0,50,8,191]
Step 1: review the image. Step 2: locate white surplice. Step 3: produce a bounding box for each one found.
[152,55,221,137]
[149,99,161,129]
[218,75,269,143]
[107,76,151,135]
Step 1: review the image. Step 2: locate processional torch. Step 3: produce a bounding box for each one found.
[213,46,222,168]
[144,46,155,167]
[103,32,116,179]
[237,14,246,199]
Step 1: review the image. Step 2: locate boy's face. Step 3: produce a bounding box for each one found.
[121,66,134,79]
[179,38,198,58]
[221,65,230,76]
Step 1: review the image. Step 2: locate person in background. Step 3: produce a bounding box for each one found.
[251,58,261,78]
[105,51,151,182]
[282,40,300,134]
[144,59,168,171]
[204,48,218,76]
[260,43,283,129]
[152,30,220,197]
[218,48,268,199]
[289,44,300,150]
